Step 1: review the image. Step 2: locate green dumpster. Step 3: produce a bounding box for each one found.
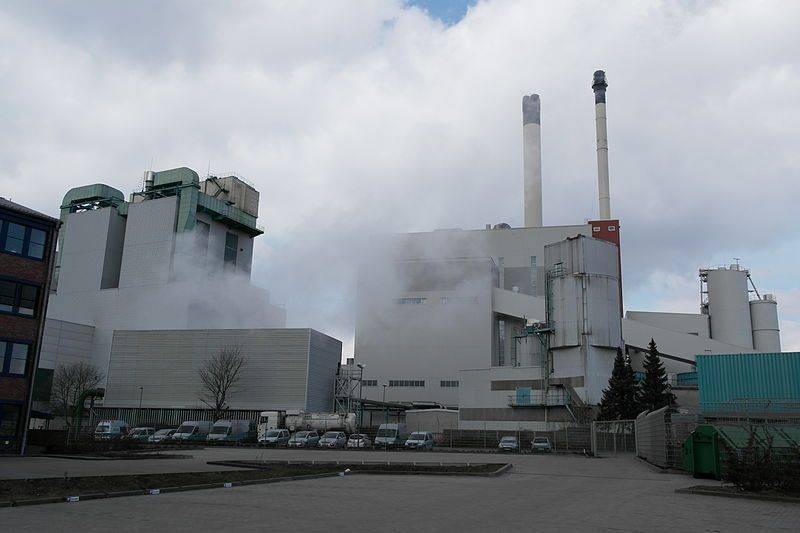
[682,425,722,479]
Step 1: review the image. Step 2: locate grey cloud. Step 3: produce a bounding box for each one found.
[2,0,799,352]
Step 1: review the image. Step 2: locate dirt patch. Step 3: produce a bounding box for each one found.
[0,466,340,502]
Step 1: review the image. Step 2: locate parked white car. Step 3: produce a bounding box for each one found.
[346,433,372,449]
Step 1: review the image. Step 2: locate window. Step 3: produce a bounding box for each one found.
[388,380,425,387]
[4,223,25,254]
[0,219,48,259]
[440,380,459,388]
[224,232,238,266]
[530,256,537,294]
[498,319,506,366]
[1,341,30,376]
[28,229,46,259]
[0,280,39,317]
[362,380,377,387]
[0,403,21,437]
[440,296,478,305]
[195,221,210,262]
[395,297,426,305]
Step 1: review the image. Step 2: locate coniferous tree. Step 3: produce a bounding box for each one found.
[638,338,676,412]
[598,347,640,420]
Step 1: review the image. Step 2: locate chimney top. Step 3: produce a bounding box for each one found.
[522,94,540,125]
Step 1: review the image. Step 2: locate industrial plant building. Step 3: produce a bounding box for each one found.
[352,71,784,430]
[32,167,348,423]
[0,197,61,452]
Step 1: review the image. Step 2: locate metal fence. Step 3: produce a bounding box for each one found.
[591,420,636,456]
[436,426,592,453]
[85,407,263,434]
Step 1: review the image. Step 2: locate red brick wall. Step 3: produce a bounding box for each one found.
[0,376,27,401]
[0,253,48,284]
[0,315,39,339]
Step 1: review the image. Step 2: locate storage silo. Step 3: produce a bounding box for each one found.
[704,266,753,349]
[750,295,781,352]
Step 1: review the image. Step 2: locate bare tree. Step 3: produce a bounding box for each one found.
[198,345,246,418]
[49,362,104,438]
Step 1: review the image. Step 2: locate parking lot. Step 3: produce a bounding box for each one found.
[2,447,799,532]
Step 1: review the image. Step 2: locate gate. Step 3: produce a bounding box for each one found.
[591,420,636,456]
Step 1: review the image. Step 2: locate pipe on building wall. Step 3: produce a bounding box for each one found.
[592,70,611,220]
[522,94,543,227]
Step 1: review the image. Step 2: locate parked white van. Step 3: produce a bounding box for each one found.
[172,421,213,442]
[94,420,130,440]
[374,423,409,448]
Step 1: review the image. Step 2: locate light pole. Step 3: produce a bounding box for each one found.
[138,386,143,427]
[356,363,366,435]
[382,383,388,450]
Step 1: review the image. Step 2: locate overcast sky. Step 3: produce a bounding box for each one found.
[2,0,798,354]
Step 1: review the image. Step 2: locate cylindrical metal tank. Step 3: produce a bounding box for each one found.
[706,267,753,349]
[750,295,781,352]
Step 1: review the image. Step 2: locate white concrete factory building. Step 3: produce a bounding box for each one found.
[352,70,783,430]
[35,166,344,416]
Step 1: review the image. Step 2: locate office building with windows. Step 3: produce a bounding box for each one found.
[0,198,60,452]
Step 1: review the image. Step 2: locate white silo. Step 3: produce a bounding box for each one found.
[704,266,753,349]
[750,295,781,352]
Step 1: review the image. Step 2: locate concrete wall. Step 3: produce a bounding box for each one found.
[39,319,95,370]
[118,197,178,288]
[104,328,340,411]
[626,311,709,338]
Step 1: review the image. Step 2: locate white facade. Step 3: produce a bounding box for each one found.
[104,328,341,411]
[354,224,594,409]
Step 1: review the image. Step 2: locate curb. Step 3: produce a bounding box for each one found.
[0,472,340,508]
[206,460,511,477]
[675,487,800,503]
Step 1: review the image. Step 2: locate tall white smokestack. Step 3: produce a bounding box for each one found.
[522,94,542,227]
[592,70,611,220]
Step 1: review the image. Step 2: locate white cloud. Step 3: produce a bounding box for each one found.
[2,0,799,355]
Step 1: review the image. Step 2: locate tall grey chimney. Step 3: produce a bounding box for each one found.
[592,70,611,220]
[522,94,542,227]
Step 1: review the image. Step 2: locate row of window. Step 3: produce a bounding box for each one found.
[0,280,39,317]
[362,379,458,388]
[0,219,47,260]
[1,341,30,376]
[388,380,425,387]
[396,297,479,305]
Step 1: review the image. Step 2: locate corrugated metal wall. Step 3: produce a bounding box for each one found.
[306,330,342,412]
[105,328,339,411]
[697,352,800,413]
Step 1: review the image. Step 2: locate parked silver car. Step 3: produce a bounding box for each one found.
[405,432,435,451]
[531,436,552,453]
[288,430,320,448]
[148,428,176,443]
[498,436,519,452]
[318,431,347,448]
[261,429,291,447]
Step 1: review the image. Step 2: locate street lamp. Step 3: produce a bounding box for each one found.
[383,383,389,424]
[138,386,143,426]
[382,383,388,450]
[356,363,366,434]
